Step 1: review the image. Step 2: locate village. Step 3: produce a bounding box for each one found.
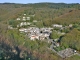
[8,13,80,58]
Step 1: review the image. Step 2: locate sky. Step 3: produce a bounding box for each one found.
[0,0,80,4]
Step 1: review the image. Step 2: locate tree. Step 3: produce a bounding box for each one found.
[50,31,61,39]
[60,29,80,51]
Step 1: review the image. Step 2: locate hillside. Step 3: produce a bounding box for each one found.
[0,3,80,60]
[53,9,80,25]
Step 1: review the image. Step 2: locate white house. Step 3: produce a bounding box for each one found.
[69,24,73,27]
[53,24,62,28]
[16,18,20,20]
[23,17,26,19]
[8,25,13,29]
[26,22,31,25]
[20,22,24,27]
[19,28,27,32]
[24,14,26,16]
[20,22,27,27]
[39,34,45,40]
[23,18,26,21]
[24,22,27,25]
[17,25,19,27]
[27,17,30,20]
[44,33,50,37]
[30,35,39,41]
[33,20,37,23]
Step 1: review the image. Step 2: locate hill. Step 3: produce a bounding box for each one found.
[0,2,80,60]
[53,9,80,25]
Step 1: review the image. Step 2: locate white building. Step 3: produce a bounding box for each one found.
[17,25,19,27]
[24,22,27,25]
[27,17,30,20]
[23,18,26,21]
[53,24,62,28]
[69,24,73,27]
[8,25,13,29]
[33,20,37,23]
[39,34,45,40]
[20,22,27,27]
[20,22,24,27]
[19,28,27,32]
[26,22,31,25]
[16,18,20,20]
[24,14,26,16]
[30,35,39,41]
[23,17,26,19]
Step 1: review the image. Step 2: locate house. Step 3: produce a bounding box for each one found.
[30,14,35,17]
[8,25,13,29]
[23,18,26,21]
[27,17,30,20]
[56,43,59,47]
[33,20,37,23]
[39,33,45,40]
[44,33,50,37]
[17,25,19,27]
[23,17,26,19]
[30,35,39,41]
[20,22,24,27]
[20,22,27,27]
[22,17,26,21]
[18,26,52,41]
[24,22,27,25]
[24,14,26,16]
[69,24,73,27]
[16,18,20,20]
[53,24,62,28]
[26,22,31,25]
[30,35,36,40]
[19,28,27,32]
[24,30,28,33]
